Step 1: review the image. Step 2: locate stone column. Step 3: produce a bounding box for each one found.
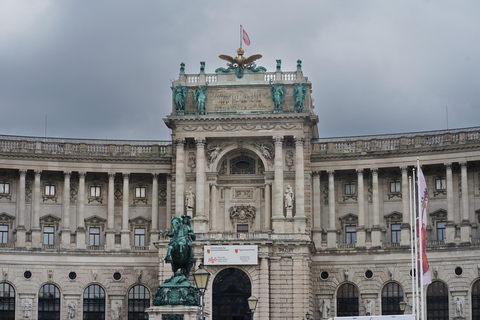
[371,168,382,247]
[327,170,337,248]
[294,136,306,233]
[356,169,366,247]
[400,166,411,246]
[166,174,172,230]
[175,139,186,217]
[445,163,455,244]
[61,171,71,249]
[121,173,130,249]
[264,183,272,231]
[460,162,471,243]
[210,183,217,231]
[259,256,270,319]
[150,173,159,248]
[193,138,207,233]
[76,172,86,250]
[106,173,116,250]
[16,170,27,248]
[292,254,309,318]
[31,170,42,249]
[272,136,285,233]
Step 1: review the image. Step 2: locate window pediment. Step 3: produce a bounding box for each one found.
[339,213,358,224]
[430,209,447,220]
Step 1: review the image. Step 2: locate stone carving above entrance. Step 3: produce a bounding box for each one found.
[229,205,256,225]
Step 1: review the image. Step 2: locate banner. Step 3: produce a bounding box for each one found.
[417,166,431,285]
[204,245,258,265]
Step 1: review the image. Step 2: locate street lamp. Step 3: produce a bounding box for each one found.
[247,296,258,320]
[303,312,312,320]
[399,300,407,314]
[193,264,211,320]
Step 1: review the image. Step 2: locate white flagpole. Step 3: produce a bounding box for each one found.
[240,25,243,49]
[417,159,425,320]
[413,168,420,319]
[409,175,416,319]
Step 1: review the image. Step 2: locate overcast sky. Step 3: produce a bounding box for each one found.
[1,1,479,141]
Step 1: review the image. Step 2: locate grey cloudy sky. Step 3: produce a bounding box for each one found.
[1,1,479,141]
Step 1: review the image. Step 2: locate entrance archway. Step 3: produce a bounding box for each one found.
[212,268,252,320]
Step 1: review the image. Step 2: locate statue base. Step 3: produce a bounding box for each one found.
[146,305,199,320]
[153,272,199,306]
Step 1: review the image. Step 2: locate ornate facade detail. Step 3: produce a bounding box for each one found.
[285,150,294,171]
[114,183,123,206]
[159,184,167,206]
[187,152,196,172]
[251,141,273,166]
[229,205,256,225]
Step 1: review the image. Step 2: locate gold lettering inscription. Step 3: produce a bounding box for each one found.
[209,91,271,112]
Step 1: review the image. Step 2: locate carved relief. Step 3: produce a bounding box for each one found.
[232,188,253,199]
[187,152,196,172]
[70,179,78,204]
[229,205,256,225]
[285,150,294,170]
[159,184,167,206]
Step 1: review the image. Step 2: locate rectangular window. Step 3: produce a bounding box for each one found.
[0,225,8,243]
[390,181,401,193]
[437,221,446,241]
[0,183,10,194]
[135,187,146,198]
[90,186,101,197]
[134,228,146,246]
[237,224,249,233]
[43,226,55,245]
[345,225,356,244]
[435,178,446,191]
[345,184,355,195]
[391,224,401,243]
[45,185,56,196]
[89,227,100,246]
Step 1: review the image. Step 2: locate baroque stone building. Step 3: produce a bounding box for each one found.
[1,53,480,320]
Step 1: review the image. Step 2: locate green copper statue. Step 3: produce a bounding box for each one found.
[173,84,188,112]
[293,77,308,112]
[195,82,209,114]
[153,215,199,306]
[270,79,286,113]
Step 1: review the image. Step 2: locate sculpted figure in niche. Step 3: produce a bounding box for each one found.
[173,83,188,112]
[284,185,294,209]
[285,150,294,170]
[195,82,209,114]
[22,299,32,319]
[67,300,77,319]
[293,77,308,112]
[185,186,195,209]
[320,299,330,319]
[111,301,122,320]
[270,79,286,112]
[187,152,196,171]
[454,296,464,318]
[208,145,222,167]
[365,299,373,316]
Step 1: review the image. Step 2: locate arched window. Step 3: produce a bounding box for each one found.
[213,268,251,320]
[128,285,150,320]
[0,283,15,320]
[472,279,480,318]
[427,281,448,320]
[230,156,256,174]
[83,284,105,320]
[38,284,60,320]
[337,283,359,316]
[382,282,404,315]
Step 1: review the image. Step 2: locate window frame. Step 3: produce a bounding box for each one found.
[391,224,402,243]
[43,226,55,246]
[83,284,106,320]
[381,282,404,315]
[0,183,10,194]
[345,225,357,244]
[38,284,60,320]
[0,282,15,320]
[437,221,447,241]
[128,285,150,320]
[89,227,101,246]
[0,225,8,244]
[134,228,146,247]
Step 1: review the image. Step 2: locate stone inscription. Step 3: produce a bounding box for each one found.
[210,90,271,112]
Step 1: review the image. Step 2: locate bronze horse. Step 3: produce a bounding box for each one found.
[165,215,195,278]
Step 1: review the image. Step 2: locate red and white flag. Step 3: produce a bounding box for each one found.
[242,29,251,46]
[417,166,431,285]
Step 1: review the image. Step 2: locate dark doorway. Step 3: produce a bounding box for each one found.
[212,268,252,320]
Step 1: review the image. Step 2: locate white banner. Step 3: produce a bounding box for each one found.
[204,245,258,265]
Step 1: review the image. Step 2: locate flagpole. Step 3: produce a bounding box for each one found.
[417,159,425,320]
[409,175,416,319]
[413,167,420,320]
[240,25,242,49]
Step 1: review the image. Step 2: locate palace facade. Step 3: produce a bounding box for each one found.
[1,55,480,320]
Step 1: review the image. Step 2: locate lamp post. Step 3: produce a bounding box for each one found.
[193,264,211,320]
[247,296,258,320]
[399,300,407,315]
[303,312,312,320]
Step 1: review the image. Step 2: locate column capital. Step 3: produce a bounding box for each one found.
[34,170,42,177]
[18,169,27,177]
[152,173,159,180]
[273,136,283,146]
[195,138,206,147]
[108,173,116,180]
[371,168,379,175]
[64,171,72,178]
[294,136,305,146]
[312,171,320,177]
[78,171,87,178]
[174,138,185,148]
[460,161,468,168]
[166,173,172,180]
[356,168,364,175]
[400,166,408,173]
[264,182,272,186]
[444,162,452,169]
[327,169,335,176]
[123,173,130,179]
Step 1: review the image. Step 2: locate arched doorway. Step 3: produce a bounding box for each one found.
[336,283,359,316]
[426,281,448,320]
[381,282,404,315]
[212,268,252,320]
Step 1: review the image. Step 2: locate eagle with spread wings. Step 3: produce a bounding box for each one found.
[219,48,262,70]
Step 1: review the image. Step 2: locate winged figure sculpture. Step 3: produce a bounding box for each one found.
[216,48,266,78]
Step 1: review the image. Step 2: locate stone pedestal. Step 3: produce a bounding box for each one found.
[146,305,199,320]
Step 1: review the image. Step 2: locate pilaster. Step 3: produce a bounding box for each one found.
[121,173,130,249]
[31,170,42,249]
[445,163,455,244]
[16,169,27,248]
[106,173,116,250]
[61,171,71,249]
[460,162,471,244]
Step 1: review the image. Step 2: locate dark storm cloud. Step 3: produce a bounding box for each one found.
[0,1,479,140]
